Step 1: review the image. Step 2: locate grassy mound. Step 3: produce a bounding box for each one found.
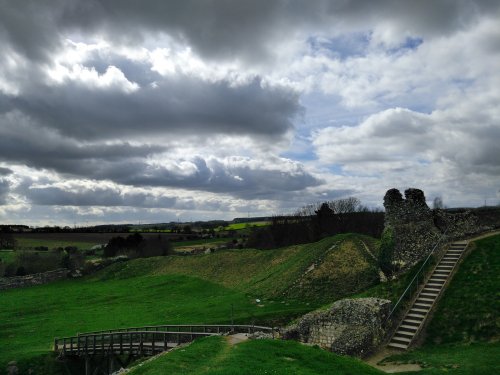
[129,336,383,375]
[91,233,379,303]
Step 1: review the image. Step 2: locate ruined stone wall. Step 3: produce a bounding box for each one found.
[282,298,391,357]
[0,268,69,291]
[384,188,440,271]
[434,209,486,240]
[383,188,489,272]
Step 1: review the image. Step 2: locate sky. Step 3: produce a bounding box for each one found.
[0,0,499,226]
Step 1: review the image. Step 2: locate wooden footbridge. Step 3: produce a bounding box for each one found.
[54,324,277,374]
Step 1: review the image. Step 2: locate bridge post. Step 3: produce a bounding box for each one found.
[84,356,90,375]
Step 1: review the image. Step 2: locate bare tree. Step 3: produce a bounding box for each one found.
[433,196,444,209]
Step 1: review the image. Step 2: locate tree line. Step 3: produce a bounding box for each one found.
[247,197,384,249]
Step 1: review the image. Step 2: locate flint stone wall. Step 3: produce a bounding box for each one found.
[282,298,391,357]
[0,268,69,291]
[434,209,486,240]
[384,188,489,271]
[384,188,440,270]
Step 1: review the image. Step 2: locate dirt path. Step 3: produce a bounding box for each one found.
[365,348,422,373]
[226,333,249,345]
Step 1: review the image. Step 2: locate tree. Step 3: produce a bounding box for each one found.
[433,196,444,209]
[0,230,17,249]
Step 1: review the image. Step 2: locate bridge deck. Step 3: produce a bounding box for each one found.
[55,324,276,358]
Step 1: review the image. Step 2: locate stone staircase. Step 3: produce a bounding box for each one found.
[388,240,468,350]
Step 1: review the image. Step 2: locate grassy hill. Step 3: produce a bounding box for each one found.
[128,336,383,375]
[0,233,381,373]
[381,233,500,374]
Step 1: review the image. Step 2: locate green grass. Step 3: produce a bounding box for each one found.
[383,233,500,374]
[355,259,431,309]
[0,233,381,372]
[0,274,312,370]
[425,235,500,344]
[0,249,16,263]
[221,221,270,231]
[384,342,500,375]
[129,336,383,375]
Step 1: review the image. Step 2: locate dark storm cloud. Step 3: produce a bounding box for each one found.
[0,178,9,205]
[2,1,499,65]
[14,76,299,141]
[0,110,319,198]
[25,186,177,208]
[0,111,164,172]
[102,157,322,198]
[64,156,322,199]
[0,167,12,176]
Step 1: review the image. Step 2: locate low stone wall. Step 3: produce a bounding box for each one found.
[282,298,391,357]
[0,268,69,291]
[434,209,488,240]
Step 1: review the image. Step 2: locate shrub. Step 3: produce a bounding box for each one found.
[13,251,63,274]
[379,226,395,275]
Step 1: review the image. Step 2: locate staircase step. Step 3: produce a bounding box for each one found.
[388,342,408,349]
[428,277,446,282]
[407,313,425,320]
[392,335,412,344]
[425,284,442,290]
[430,274,448,280]
[394,331,414,340]
[421,289,439,296]
[399,325,419,332]
[414,300,433,306]
[433,272,451,277]
[402,319,422,326]
[409,308,429,314]
[414,304,431,310]
[416,297,435,303]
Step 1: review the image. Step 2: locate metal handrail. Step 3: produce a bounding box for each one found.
[78,324,275,336]
[385,228,448,323]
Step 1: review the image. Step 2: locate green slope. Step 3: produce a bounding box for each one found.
[384,233,500,374]
[129,336,383,375]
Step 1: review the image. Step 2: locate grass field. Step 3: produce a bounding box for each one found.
[0,249,15,263]
[129,336,383,375]
[221,221,270,231]
[0,233,381,373]
[382,233,500,374]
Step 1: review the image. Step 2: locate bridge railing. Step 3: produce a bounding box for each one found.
[77,324,276,337]
[54,330,217,356]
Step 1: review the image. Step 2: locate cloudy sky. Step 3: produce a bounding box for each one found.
[1,0,499,226]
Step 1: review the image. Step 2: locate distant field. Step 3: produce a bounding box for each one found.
[129,336,383,375]
[0,249,15,263]
[222,221,270,231]
[12,232,178,250]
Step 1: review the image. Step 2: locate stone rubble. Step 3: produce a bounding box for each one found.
[282,297,391,357]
